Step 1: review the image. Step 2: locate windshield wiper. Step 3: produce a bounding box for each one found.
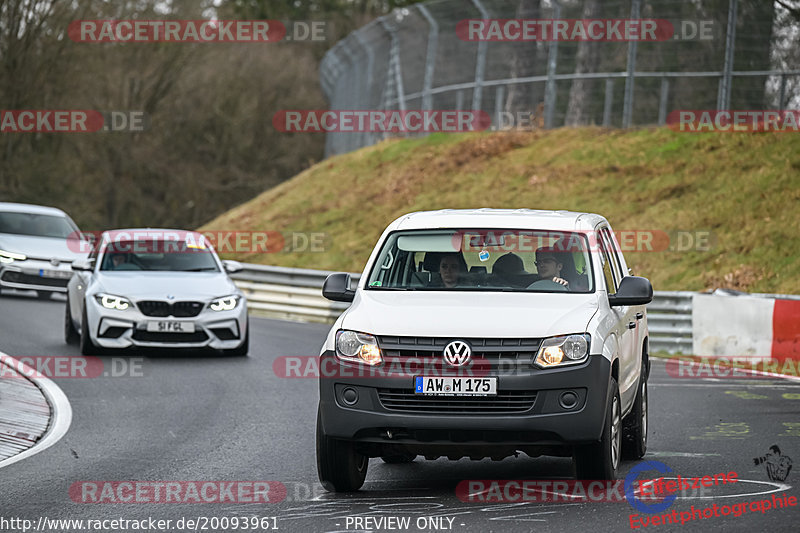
[182,267,218,272]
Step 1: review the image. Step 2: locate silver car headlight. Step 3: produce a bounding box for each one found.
[335,330,383,366]
[534,334,591,369]
[95,293,132,310]
[0,249,27,264]
[209,295,240,311]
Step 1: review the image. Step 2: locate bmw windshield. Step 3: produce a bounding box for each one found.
[366,229,594,293]
[99,240,220,272]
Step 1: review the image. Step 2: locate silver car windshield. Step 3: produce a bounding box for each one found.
[366,229,595,293]
[99,240,220,272]
[0,211,79,239]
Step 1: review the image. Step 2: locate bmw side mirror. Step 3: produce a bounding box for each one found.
[71,259,93,272]
[608,276,653,307]
[322,273,355,303]
[223,260,243,274]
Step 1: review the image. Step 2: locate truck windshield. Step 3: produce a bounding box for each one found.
[366,229,594,293]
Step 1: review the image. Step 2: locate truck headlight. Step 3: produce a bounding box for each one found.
[336,330,383,366]
[534,334,590,368]
[209,295,240,311]
[95,293,131,310]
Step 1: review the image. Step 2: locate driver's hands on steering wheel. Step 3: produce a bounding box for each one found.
[552,277,569,287]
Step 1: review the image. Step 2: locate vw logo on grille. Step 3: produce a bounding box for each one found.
[443,340,471,366]
[50,258,60,267]
[166,294,175,300]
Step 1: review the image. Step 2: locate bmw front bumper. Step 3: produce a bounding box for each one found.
[85,296,248,350]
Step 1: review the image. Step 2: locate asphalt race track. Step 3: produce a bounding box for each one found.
[1,291,798,533]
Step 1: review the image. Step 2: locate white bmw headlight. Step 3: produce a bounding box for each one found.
[0,249,27,263]
[209,295,240,311]
[534,334,590,368]
[95,293,131,310]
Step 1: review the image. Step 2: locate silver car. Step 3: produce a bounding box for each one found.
[0,202,87,299]
[65,229,249,355]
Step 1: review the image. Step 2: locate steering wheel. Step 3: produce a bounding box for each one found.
[527,279,568,291]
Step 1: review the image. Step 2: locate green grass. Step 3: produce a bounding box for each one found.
[201,127,800,293]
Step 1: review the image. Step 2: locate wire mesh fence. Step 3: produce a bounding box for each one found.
[319,0,800,156]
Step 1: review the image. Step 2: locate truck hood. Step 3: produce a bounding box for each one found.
[341,290,599,338]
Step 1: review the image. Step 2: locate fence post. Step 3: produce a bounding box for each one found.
[354,31,375,147]
[417,5,439,111]
[544,1,561,129]
[778,73,787,111]
[622,0,641,128]
[470,0,489,111]
[379,18,407,140]
[658,77,670,125]
[603,78,614,127]
[719,0,737,111]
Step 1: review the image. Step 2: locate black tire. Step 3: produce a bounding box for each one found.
[381,451,416,464]
[574,377,621,480]
[79,306,100,355]
[64,299,79,345]
[623,365,648,460]
[316,407,368,492]
[36,290,52,300]
[225,319,249,356]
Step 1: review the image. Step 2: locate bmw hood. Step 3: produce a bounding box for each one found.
[0,233,87,262]
[341,290,600,338]
[94,272,239,300]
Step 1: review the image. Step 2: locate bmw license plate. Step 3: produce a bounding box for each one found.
[414,376,497,396]
[146,321,195,333]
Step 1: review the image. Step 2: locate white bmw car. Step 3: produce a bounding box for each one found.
[65,229,249,355]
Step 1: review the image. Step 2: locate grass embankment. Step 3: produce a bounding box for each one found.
[201,127,800,294]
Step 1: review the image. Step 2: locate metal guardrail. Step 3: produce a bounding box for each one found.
[231,264,695,353]
[648,291,693,354]
[229,264,360,324]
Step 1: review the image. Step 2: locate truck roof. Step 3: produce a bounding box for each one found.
[390,208,608,232]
